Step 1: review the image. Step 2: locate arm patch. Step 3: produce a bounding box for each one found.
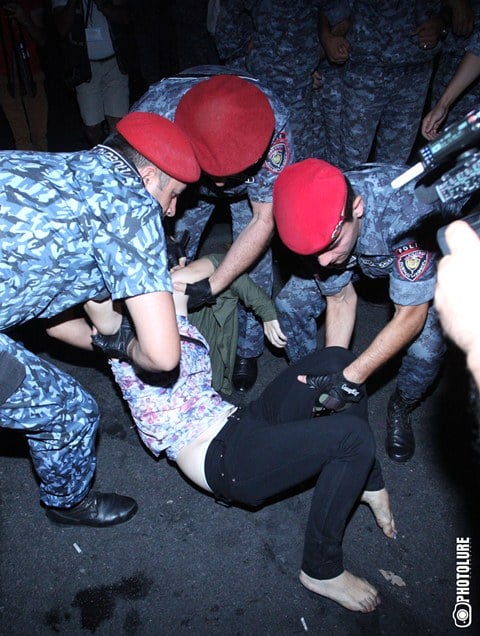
[395,243,431,281]
[264,131,291,173]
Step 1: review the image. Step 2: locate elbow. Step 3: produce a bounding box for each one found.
[138,345,181,374]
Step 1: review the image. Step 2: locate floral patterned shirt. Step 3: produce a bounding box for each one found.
[109,315,235,461]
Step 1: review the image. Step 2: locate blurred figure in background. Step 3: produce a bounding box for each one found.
[0,0,48,150]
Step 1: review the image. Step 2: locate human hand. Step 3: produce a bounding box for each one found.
[263,319,287,348]
[322,33,349,64]
[413,17,443,49]
[297,370,364,411]
[312,70,322,91]
[421,102,448,140]
[166,230,190,270]
[91,314,135,361]
[435,220,480,359]
[331,18,351,38]
[184,278,215,310]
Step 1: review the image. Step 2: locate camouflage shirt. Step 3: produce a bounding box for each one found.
[0,145,170,330]
[316,164,439,306]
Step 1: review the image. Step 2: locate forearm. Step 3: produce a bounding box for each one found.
[343,303,429,384]
[324,282,357,348]
[438,52,480,109]
[45,314,94,350]
[124,292,180,372]
[208,201,274,295]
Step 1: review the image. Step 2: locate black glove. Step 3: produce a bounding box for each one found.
[186,278,216,310]
[305,370,364,413]
[91,315,135,361]
[166,231,190,270]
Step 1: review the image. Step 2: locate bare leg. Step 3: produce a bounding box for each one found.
[299,570,380,613]
[360,488,397,539]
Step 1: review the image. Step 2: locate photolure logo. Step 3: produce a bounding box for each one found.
[452,537,472,628]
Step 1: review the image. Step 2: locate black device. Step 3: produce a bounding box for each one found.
[437,208,480,255]
[391,110,480,204]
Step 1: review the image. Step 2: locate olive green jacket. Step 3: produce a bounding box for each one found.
[188,253,277,394]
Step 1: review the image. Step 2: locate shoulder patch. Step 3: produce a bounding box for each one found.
[264,131,291,174]
[395,243,431,281]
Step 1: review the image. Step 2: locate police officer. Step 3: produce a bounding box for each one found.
[132,65,293,392]
[324,1,446,169]
[214,0,322,161]
[273,159,446,463]
[0,112,200,526]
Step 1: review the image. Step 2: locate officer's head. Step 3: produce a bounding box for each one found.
[174,75,275,181]
[273,159,364,267]
[113,112,200,217]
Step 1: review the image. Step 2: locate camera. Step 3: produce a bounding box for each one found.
[391,109,480,204]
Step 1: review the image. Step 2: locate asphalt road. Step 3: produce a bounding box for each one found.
[1,216,479,635]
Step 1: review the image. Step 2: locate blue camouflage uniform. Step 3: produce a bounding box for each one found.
[312,0,351,164]
[132,65,293,359]
[468,26,480,54]
[238,1,322,161]
[0,145,171,507]
[213,0,255,68]
[338,0,443,169]
[431,3,480,128]
[275,163,446,402]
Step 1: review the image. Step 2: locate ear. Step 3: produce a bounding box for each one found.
[138,164,156,187]
[353,195,364,219]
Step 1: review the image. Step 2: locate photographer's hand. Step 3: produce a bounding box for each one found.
[435,220,480,384]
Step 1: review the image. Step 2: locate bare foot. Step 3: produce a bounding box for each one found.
[360,488,397,538]
[299,569,380,612]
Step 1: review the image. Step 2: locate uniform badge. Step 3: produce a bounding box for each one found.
[395,243,431,281]
[265,131,291,173]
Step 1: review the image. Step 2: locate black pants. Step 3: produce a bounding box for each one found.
[205,347,384,580]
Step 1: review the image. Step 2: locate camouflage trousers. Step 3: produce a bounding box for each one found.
[311,61,345,167]
[275,276,445,402]
[0,333,98,507]
[175,196,273,358]
[340,61,433,168]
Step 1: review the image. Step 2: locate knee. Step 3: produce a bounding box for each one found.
[340,416,376,463]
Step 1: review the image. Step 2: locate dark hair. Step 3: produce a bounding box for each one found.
[103,132,152,170]
[104,132,171,189]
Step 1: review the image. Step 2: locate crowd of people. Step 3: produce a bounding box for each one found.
[1,0,479,615]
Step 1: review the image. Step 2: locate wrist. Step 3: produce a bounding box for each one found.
[342,365,365,385]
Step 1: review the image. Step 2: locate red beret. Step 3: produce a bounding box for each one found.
[116,112,200,183]
[174,75,275,177]
[273,159,347,255]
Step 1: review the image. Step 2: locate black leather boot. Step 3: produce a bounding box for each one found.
[385,389,418,463]
[45,491,138,527]
[232,355,258,392]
